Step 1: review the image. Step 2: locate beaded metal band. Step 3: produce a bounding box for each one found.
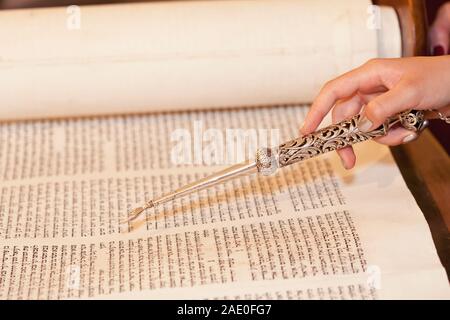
[429,109,450,124]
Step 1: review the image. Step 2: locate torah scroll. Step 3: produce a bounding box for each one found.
[0,0,401,120]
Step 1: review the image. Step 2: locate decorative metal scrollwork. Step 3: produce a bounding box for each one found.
[398,109,427,132]
[255,148,278,176]
[277,114,388,167]
[272,109,427,169]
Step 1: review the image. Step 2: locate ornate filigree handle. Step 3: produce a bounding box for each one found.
[277,109,427,168]
[255,110,428,173]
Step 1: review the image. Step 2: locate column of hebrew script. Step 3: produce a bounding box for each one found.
[0,159,346,239]
[215,285,377,300]
[0,106,347,239]
[0,105,448,300]
[1,211,367,299]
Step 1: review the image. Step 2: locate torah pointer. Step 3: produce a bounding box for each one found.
[123,110,427,224]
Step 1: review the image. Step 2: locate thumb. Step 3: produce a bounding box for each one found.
[357,83,419,132]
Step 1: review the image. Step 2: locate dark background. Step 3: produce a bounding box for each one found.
[0,0,448,152]
[426,0,449,153]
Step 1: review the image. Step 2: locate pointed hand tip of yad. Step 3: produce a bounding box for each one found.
[121,201,154,224]
[121,207,145,224]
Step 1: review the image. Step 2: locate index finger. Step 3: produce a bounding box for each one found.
[300,59,386,134]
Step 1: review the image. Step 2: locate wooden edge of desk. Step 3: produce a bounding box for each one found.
[391,129,450,280]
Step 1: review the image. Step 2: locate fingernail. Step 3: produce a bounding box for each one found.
[300,124,309,135]
[358,115,373,132]
[433,45,445,56]
[402,133,418,144]
[299,122,305,133]
[340,157,349,170]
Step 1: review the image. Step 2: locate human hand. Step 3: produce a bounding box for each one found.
[300,56,450,169]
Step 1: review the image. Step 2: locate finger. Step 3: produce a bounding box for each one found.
[358,82,420,132]
[301,59,388,135]
[331,95,363,169]
[331,94,364,122]
[374,126,418,146]
[357,91,385,105]
[336,147,356,170]
[429,3,450,55]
